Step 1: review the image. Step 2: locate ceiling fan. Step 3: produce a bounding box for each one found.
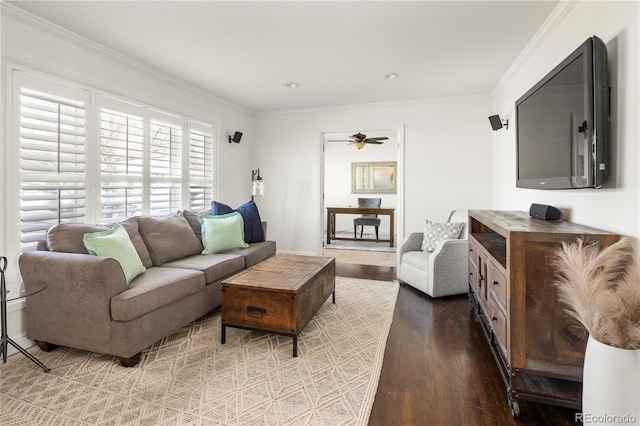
[328,132,389,150]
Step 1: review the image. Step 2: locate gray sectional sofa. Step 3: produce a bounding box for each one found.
[18,211,276,367]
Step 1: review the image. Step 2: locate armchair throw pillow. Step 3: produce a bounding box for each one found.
[83,223,146,284]
[421,220,465,252]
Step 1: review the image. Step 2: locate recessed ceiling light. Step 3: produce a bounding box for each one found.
[384,73,400,80]
[283,82,300,88]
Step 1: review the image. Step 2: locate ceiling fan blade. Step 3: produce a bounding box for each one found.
[364,137,389,142]
[364,140,384,144]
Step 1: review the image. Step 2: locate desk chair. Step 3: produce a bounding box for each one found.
[353,198,382,241]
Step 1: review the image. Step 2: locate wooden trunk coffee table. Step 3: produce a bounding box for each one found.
[221,254,335,357]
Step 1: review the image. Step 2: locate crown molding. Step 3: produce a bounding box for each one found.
[491,0,579,96]
[254,93,491,117]
[1,2,251,114]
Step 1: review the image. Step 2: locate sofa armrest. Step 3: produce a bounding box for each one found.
[399,232,424,258]
[19,251,129,336]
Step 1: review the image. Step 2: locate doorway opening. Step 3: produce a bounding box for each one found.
[320,128,403,267]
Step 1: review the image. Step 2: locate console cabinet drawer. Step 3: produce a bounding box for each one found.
[468,239,479,267]
[468,259,478,291]
[488,262,507,310]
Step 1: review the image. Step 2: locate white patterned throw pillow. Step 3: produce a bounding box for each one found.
[421,220,465,252]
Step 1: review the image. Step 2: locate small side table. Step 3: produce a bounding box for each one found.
[0,256,50,372]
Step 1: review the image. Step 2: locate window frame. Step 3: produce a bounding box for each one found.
[3,65,217,292]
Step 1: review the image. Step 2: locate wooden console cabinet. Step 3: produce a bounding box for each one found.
[467,210,619,417]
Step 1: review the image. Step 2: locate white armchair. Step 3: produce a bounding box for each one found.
[398,210,469,298]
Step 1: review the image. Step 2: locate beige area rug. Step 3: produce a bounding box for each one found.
[0,277,398,426]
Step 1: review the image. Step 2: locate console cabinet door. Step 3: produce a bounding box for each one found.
[489,294,508,356]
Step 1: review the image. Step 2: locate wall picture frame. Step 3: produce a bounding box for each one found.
[351,161,397,194]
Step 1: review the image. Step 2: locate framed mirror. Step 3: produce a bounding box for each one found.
[351,161,397,194]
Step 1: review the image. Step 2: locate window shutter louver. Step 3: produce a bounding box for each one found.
[99,107,145,223]
[100,108,144,176]
[19,86,87,249]
[188,126,214,212]
[149,118,183,215]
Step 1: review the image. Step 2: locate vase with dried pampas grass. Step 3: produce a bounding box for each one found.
[554,237,640,425]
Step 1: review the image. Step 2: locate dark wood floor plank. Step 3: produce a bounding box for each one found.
[334,261,580,426]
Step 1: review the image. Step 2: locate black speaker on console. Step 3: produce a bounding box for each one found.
[529,203,563,221]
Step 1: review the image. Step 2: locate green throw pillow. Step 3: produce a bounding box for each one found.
[83,223,146,284]
[199,212,249,254]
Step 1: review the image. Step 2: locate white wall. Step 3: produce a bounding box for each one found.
[492,1,639,240]
[253,95,494,255]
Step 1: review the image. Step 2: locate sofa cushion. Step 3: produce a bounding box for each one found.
[110,267,205,322]
[421,220,465,252]
[46,223,109,254]
[137,213,203,265]
[83,223,146,284]
[401,250,433,269]
[119,217,153,268]
[182,209,211,243]
[161,253,245,284]
[199,212,249,254]
[221,241,277,268]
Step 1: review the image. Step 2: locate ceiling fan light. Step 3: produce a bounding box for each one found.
[354,142,366,150]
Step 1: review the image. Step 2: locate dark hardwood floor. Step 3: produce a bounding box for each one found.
[335,262,581,426]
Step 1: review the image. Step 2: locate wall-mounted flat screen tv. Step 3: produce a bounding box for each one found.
[516,36,609,189]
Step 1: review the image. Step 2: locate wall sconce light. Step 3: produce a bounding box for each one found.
[229,131,243,143]
[488,114,509,131]
[251,169,264,200]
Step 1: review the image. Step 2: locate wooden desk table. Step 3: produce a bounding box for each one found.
[326,206,395,247]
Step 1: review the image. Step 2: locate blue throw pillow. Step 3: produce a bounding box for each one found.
[211,201,233,215]
[236,200,265,243]
[209,200,265,244]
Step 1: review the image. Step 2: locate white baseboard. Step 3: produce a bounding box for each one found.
[276,249,317,256]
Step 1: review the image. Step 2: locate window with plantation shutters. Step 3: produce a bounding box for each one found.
[99,106,145,223]
[188,124,215,212]
[18,83,89,250]
[149,116,182,215]
[8,69,217,270]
